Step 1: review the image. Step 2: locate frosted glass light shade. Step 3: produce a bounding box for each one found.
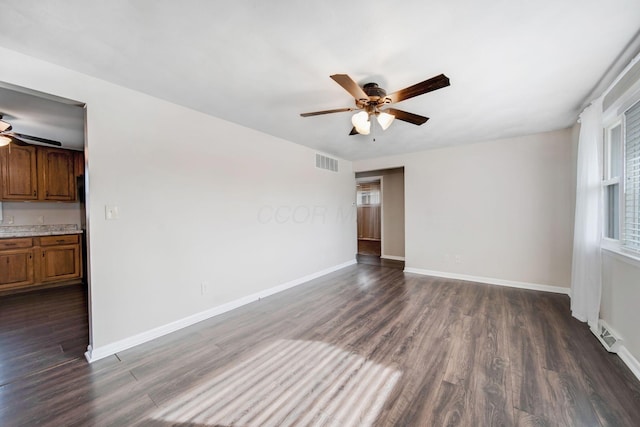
[0,136,11,147]
[351,111,371,135]
[377,112,395,130]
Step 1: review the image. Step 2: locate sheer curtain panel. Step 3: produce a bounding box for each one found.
[571,98,603,331]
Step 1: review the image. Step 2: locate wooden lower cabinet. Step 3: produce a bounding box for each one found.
[0,234,82,293]
[39,235,81,283]
[0,248,35,288]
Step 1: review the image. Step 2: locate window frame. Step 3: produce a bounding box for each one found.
[601,95,640,261]
[602,119,623,243]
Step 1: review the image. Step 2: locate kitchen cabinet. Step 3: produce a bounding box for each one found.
[38,235,81,283]
[0,238,35,288]
[38,147,76,201]
[0,234,82,294]
[0,144,38,200]
[0,143,78,202]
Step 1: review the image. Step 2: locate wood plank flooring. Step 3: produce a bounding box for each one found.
[0,285,89,386]
[1,265,639,426]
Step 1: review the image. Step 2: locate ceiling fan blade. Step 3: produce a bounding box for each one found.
[300,107,354,117]
[349,127,359,135]
[1,134,30,146]
[330,74,369,101]
[11,132,62,147]
[387,74,450,104]
[386,108,429,125]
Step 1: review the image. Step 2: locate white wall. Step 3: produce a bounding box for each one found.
[354,129,575,288]
[0,202,81,226]
[601,253,640,362]
[0,47,356,351]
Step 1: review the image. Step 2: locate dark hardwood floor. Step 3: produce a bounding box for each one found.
[0,285,89,386]
[1,265,639,426]
[358,239,381,256]
[356,253,405,270]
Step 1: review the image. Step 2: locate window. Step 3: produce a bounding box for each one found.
[624,101,640,252]
[356,183,380,206]
[604,122,622,239]
[604,99,640,254]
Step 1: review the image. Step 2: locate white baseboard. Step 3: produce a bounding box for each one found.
[85,259,357,363]
[618,346,640,381]
[381,254,405,261]
[403,267,570,295]
[591,319,640,382]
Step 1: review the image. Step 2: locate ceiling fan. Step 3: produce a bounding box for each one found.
[300,73,450,135]
[0,114,62,148]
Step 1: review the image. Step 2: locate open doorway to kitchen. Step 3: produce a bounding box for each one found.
[355,167,405,269]
[0,81,89,384]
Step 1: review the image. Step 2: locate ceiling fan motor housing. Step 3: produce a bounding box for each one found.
[357,83,390,111]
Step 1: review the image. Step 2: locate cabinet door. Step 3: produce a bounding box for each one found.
[40,244,81,283]
[0,143,38,200]
[74,150,85,177]
[38,147,76,201]
[0,249,35,289]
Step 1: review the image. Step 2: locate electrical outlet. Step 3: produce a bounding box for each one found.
[455,255,462,264]
[37,215,44,224]
[201,281,209,295]
[7,215,14,225]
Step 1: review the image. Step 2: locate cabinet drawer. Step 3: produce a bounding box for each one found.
[0,237,33,250]
[39,234,79,246]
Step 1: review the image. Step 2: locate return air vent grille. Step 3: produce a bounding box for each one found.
[316,154,338,172]
[597,321,622,353]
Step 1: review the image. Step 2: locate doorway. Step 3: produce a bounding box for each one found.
[355,168,405,268]
[0,81,90,383]
[356,179,382,256]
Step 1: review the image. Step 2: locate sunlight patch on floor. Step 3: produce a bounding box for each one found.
[149,339,401,426]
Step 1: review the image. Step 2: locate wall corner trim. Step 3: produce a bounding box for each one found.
[85,259,357,363]
[403,267,570,295]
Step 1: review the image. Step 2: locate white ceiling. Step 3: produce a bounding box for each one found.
[0,0,639,160]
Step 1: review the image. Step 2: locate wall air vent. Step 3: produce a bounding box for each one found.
[315,153,338,172]
[597,321,622,353]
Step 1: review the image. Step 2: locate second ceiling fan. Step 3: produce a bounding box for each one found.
[300,73,450,135]
[0,114,63,147]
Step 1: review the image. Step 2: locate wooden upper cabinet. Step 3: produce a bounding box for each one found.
[0,144,38,200]
[74,150,85,177]
[0,143,78,202]
[38,147,75,201]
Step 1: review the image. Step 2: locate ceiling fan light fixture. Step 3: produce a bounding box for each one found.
[0,119,11,132]
[0,135,11,147]
[377,112,395,130]
[351,111,371,135]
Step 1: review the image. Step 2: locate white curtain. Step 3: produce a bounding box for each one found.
[571,98,603,331]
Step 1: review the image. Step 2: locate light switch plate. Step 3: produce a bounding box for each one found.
[105,205,119,220]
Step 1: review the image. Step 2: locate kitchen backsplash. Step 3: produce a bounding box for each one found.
[0,201,82,227]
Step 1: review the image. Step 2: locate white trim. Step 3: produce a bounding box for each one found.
[85,259,357,363]
[602,246,640,269]
[403,267,570,295]
[381,254,405,261]
[591,319,640,381]
[618,346,640,381]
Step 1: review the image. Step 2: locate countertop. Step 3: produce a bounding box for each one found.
[0,224,83,238]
